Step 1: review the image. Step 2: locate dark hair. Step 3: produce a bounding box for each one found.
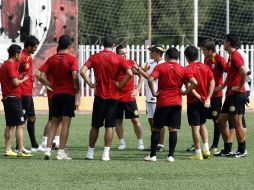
[58,35,74,50]
[200,39,216,52]
[24,35,39,48]
[8,44,22,58]
[103,35,115,48]
[116,44,126,54]
[184,45,199,62]
[224,33,239,48]
[165,47,179,60]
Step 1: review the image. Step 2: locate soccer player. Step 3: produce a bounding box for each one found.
[80,35,132,161]
[18,35,44,152]
[143,47,197,162]
[215,34,247,158]
[40,35,79,160]
[0,44,33,157]
[115,45,144,150]
[201,39,227,153]
[185,45,215,160]
[142,45,166,151]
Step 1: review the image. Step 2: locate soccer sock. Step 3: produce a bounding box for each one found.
[138,139,143,144]
[58,149,65,156]
[27,121,38,148]
[150,131,160,157]
[54,136,60,145]
[224,142,232,153]
[195,149,202,155]
[212,122,220,147]
[168,131,177,157]
[88,147,94,152]
[103,147,110,155]
[42,136,48,146]
[203,143,209,151]
[119,139,125,144]
[238,141,246,153]
[157,144,164,148]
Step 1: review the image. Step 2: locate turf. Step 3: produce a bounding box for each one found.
[0,113,253,190]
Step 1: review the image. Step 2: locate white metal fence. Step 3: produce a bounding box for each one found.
[78,45,254,97]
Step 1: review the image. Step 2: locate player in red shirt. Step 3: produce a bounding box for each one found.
[185,46,215,160]
[215,34,247,158]
[18,35,43,153]
[0,44,32,157]
[80,35,133,161]
[201,39,227,153]
[39,35,79,160]
[114,45,144,150]
[143,47,197,162]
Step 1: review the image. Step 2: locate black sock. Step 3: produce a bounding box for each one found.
[238,141,246,153]
[27,121,38,148]
[224,142,232,153]
[150,131,160,157]
[212,121,220,147]
[168,131,177,157]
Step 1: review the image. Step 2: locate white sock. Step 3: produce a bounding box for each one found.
[104,147,110,153]
[158,144,164,148]
[119,139,125,143]
[54,136,60,143]
[195,149,202,155]
[45,147,51,153]
[203,143,209,151]
[58,149,65,156]
[138,139,144,144]
[88,147,94,152]
[42,136,47,145]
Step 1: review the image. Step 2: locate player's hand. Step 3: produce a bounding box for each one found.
[181,89,188,96]
[89,82,97,89]
[152,90,160,97]
[231,86,240,92]
[46,85,53,91]
[113,80,121,88]
[204,98,211,108]
[131,88,139,97]
[214,86,223,93]
[22,75,29,82]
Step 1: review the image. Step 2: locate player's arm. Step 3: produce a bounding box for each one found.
[204,79,215,108]
[80,65,96,88]
[35,70,52,91]
[148,76,159,97]
[132,63,150,79]
[116,68,133,89]
[72,71,80,93]
[232,65,247,92]
[39,71,52,90]
[11,76,29,86]
[131,74,144,96]
[181,77,197,95]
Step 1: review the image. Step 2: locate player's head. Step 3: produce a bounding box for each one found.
[8,44,22,61]
[148,45,165,60]
[165,47,179,61]
[103,35,115,48]
[200,39,215,58]
[116,44,127,59]
[24,35,39,54]
[224,33,239,51]
[184,45,199,63]
[58,35,74,51]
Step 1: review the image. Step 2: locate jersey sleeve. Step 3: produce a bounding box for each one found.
[119,57,131,71]
[8,63,19,78]
[39,59,49,74]
[218,56,227,72]
[207,66,214,81]
[150,65,160,79]
[85,55,94,69]
[232,52,244,69]
[70,56,78,71]
[183,67,193,81]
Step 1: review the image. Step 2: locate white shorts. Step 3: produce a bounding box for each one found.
[146,102,156,118]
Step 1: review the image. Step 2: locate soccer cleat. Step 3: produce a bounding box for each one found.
[102,153,110,161]
[186,144,195,152]
[188,154,203,160]
[234,150,247,158]
[17,151,33,157]
[156,145,164,152]
[202,150,211,159]
[210,146,218,153]
[138,143,144,151]
[214,149,234,157]
[31,145,45,152]
[56,154,72,160]
[44,152,51,160]
[4,150,17,157]
[167,156,174,162]
[86,150,94,160]
[118,143,126,150]
[15,148,31,154]
[144,155,157,162]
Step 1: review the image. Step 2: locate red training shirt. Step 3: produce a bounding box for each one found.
[150,61,193,107]
[185,62,214,104]
[85,50,130,100]
[39,53,78,96]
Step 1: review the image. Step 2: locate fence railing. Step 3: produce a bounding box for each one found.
[78,45,254,97]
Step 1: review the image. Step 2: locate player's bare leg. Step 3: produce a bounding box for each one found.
[131,118,144,150]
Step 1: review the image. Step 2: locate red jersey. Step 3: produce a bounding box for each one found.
[0,60,21,98]
[118,60,135,102]
[150,61,193,107]
[226,50,246,96]
[39,53,78,96]
[85,50,130,100]
[185,62,214,104]
[204,54,227,97]
[18,50,33,96]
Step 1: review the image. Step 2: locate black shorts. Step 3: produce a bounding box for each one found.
[3,96,25,126]
[52,94,75,118]
[116,101,139,119]
[221,93,246,115]
[21,95,35,120]
[92,96,118,128]
[206,97,222,119]
[187,101,207,126]
[48,98,53,120]
[153,105,182,129]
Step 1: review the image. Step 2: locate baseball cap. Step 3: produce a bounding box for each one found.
[148,44,165,52]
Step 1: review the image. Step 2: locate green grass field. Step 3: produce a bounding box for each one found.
[0,113,253,190]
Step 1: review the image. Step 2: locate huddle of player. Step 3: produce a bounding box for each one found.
[0,33,249,161]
